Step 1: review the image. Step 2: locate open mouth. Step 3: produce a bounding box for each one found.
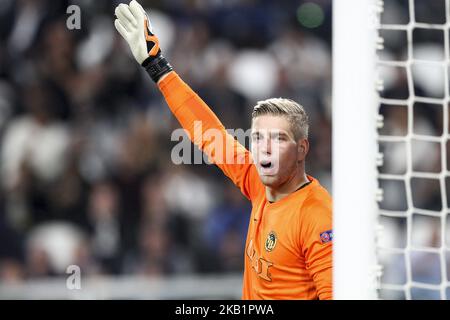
[260,161,273,169]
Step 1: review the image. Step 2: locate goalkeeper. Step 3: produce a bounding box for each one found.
[114,0,332,300]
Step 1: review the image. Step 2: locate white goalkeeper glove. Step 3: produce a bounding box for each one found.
[114,0,173,82]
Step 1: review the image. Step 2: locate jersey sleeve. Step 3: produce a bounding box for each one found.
[300,196,333,300]
[157,71,262,201]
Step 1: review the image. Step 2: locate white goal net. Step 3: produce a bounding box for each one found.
[376,0,450,300]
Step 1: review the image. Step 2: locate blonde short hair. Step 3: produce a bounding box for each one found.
[252,98,309,140]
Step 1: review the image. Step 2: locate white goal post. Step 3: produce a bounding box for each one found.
[334,0,450,300]
[332,0,380,299]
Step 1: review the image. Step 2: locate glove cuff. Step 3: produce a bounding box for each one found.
[141,54,174,83]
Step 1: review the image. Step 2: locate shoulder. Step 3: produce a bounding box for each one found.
[301,179,332,223]
[297,180,333,248]
[306,175,331,202]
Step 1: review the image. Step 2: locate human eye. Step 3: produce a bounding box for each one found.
[252,132,262,141]
[273,133,286,142]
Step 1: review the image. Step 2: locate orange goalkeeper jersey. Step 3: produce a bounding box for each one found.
[158,72,333,300]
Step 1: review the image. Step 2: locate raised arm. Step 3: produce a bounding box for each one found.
[114,0,263,201]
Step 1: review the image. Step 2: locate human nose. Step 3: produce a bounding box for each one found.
[260,136,272,155]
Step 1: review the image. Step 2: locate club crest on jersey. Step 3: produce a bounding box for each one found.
[265,231,277,252]
[320,230,333,244]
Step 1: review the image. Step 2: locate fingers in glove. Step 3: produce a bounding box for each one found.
[130,1,153,33]
[118,3,137,26]
[114,19,129,39]
[129,0,145,20]
[115,4,137,32]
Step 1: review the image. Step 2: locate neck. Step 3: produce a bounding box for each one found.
[265,169,309,203]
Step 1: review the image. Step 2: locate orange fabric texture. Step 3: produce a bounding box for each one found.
[158,71,333,300]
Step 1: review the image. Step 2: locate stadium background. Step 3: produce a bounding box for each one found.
[0,0,332,297]
[0,0,443,299]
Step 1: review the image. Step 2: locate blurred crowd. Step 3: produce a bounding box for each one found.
[0,0,332,283]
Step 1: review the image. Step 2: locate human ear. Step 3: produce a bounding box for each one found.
[297,139,309,161]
